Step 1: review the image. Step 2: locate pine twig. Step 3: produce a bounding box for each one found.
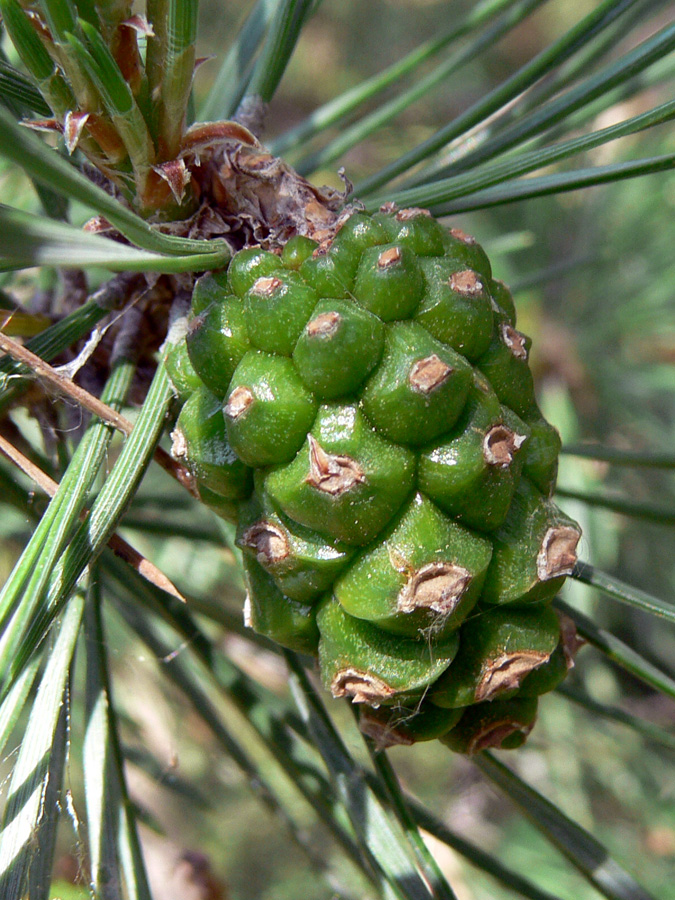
[0,330,197,496]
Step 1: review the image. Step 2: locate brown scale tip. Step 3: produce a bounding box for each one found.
[483,425,527,467]
[501,324,529,360]
[225,386,255,420]
[397,562,472,615]
[450,269,483,296]
[475,650,550,703]
[466,718,535,755]
[537,526,581,581]
[377,246,402,268]
[252,276,283,297]
[395,207,432,221]
[241,521,290,567]
[379,201,398,214]
[358,710,415,750]
[408,354,453,395]
[306,435,366,495]
[449,227,476,245]
[306,311,341,338]
[330,668,396,706]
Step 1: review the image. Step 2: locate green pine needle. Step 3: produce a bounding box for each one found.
[556,599,675,702]
[474,753,656,900]
[356,0,652,195]
[0,591,83,899]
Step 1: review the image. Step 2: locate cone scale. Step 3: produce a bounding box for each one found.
[167,203,582,754]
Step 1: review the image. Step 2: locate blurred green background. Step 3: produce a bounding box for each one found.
[1,0,674,898]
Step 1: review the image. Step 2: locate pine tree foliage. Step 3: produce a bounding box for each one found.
[0,0,673,897]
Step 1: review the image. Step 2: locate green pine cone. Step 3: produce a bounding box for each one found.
[167,205,582,754]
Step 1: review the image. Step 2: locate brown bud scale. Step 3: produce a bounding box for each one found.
[64,111,89,154]
[153,158,191,204]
